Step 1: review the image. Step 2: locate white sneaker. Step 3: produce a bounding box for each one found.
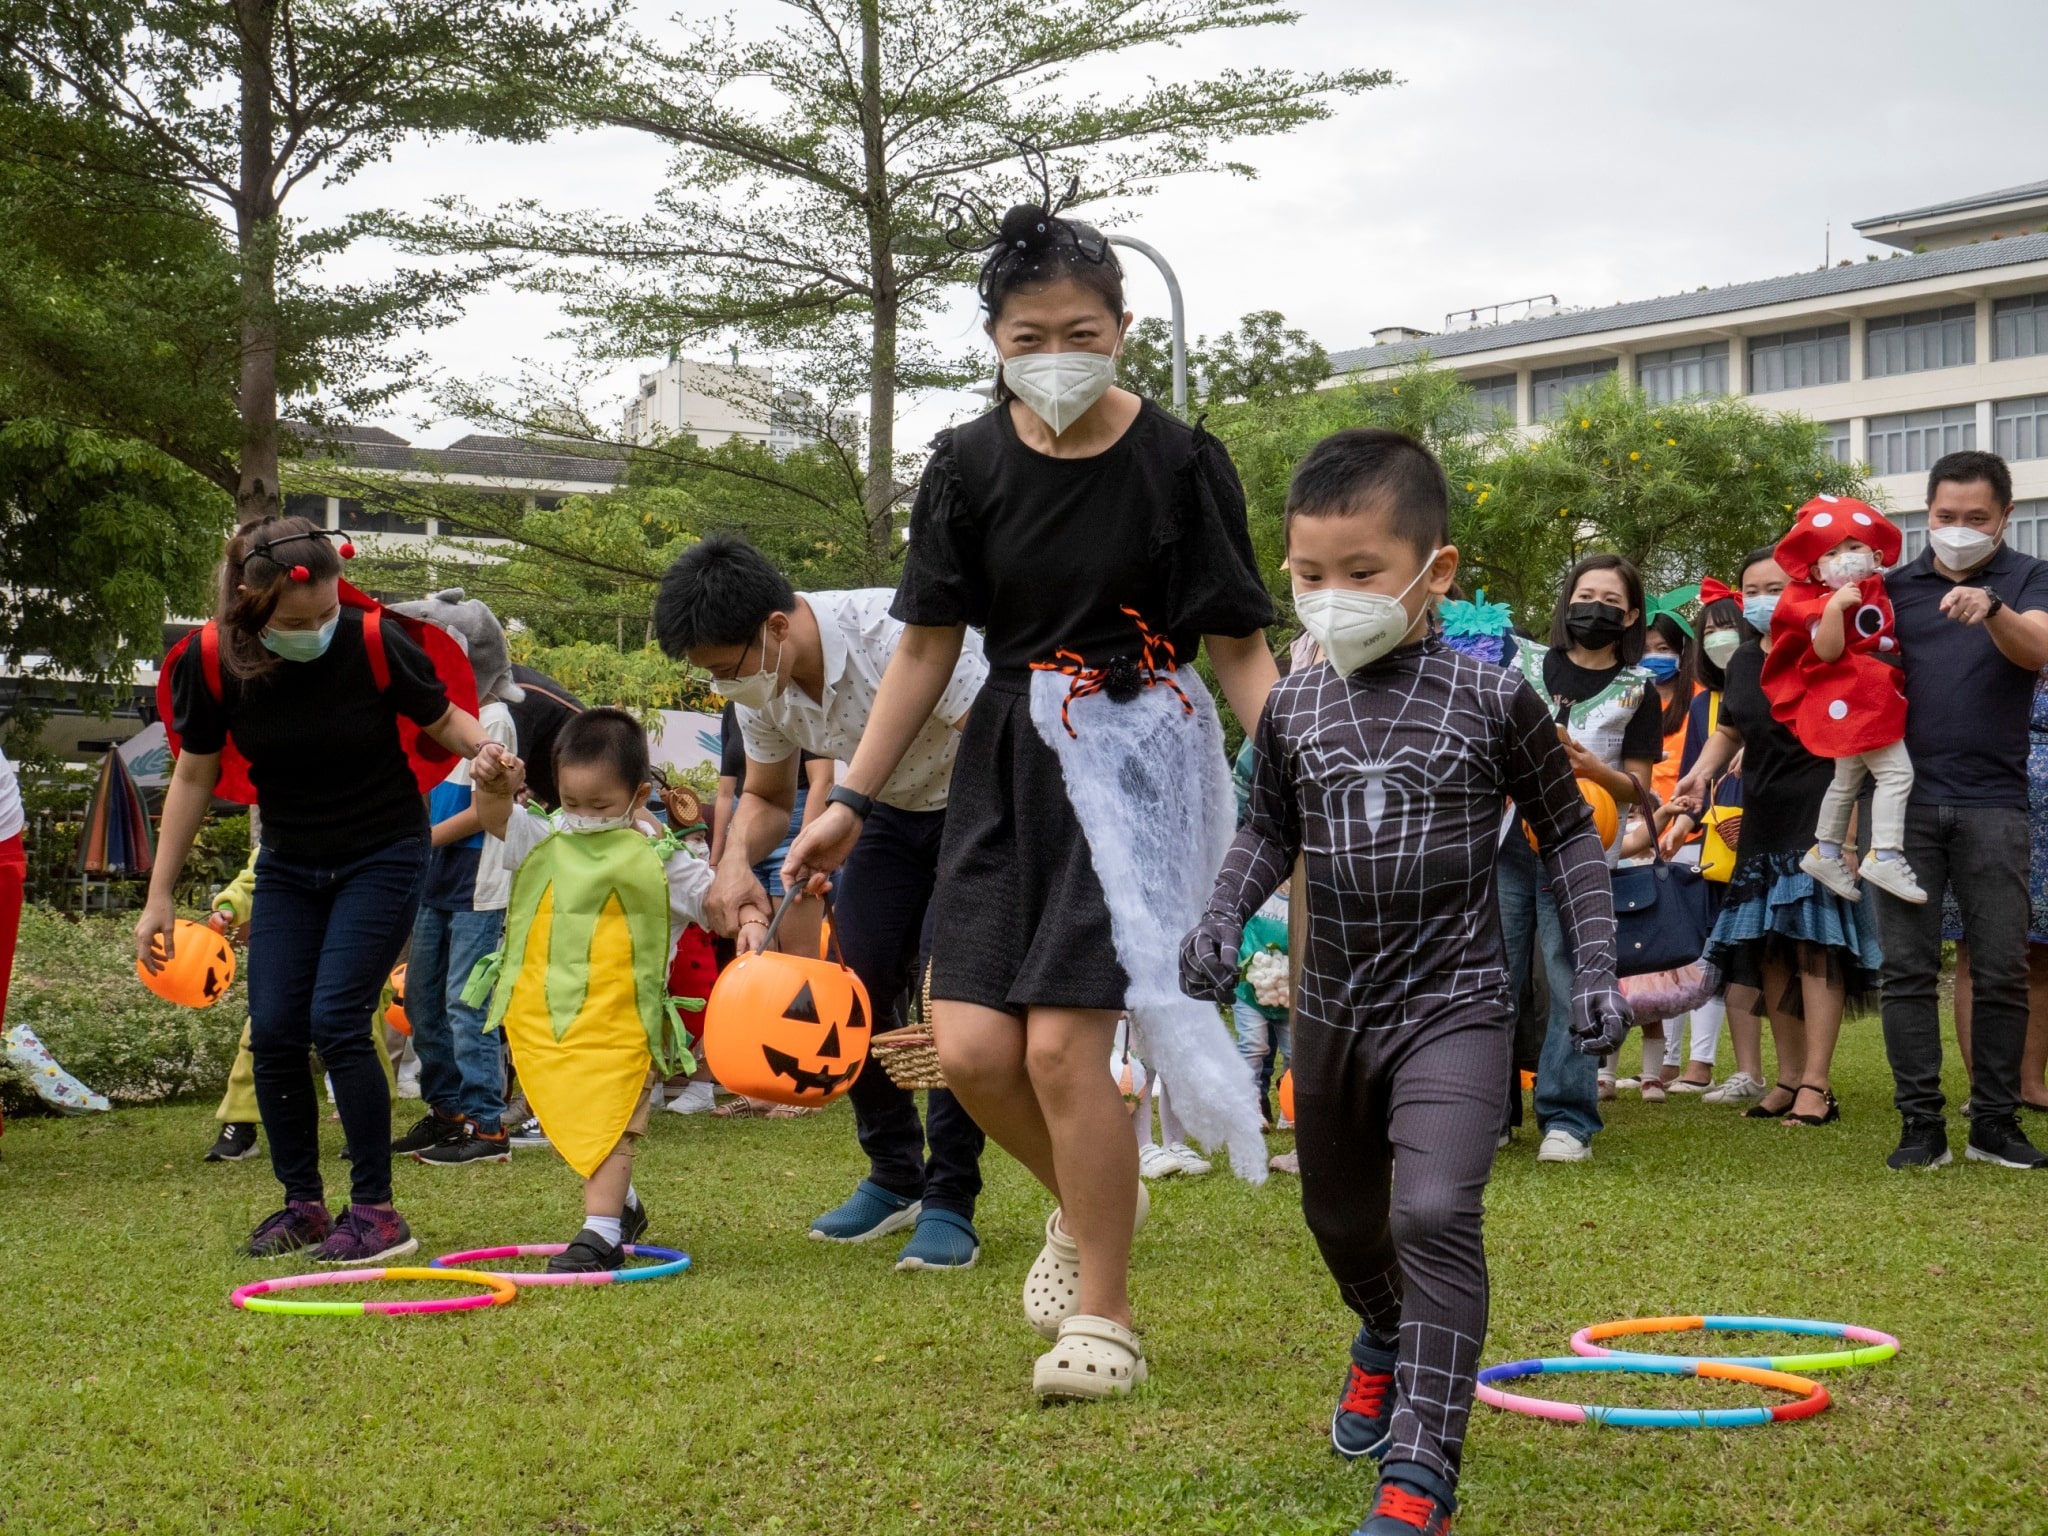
[1536,1129,1592,1163]
[1164,1141,1213,1177]
[1138,1142,1183,1179]
[662,1080,718,1115]
[1701,1070,1766,1106]
[1668,1075,1711,1094]
[1800,847,1862,902]
[1268,1150,1300,1175]
[1860,853,1928,905]
[395,1063,422,1101]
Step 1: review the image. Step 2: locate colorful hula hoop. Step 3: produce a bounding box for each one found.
[1570,1315,1900,1373]
[1476,1356,1830,1428]
[427,1243,691,1286]
[231,1266,516,1317]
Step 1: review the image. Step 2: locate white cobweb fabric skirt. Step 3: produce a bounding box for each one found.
[1030,670,1268,1183]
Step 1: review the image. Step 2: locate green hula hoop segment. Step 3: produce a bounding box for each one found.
[1570,1315,1900,1372]
[231,1266,517,1316]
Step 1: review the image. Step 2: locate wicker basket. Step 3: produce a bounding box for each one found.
[870,962,948,1091]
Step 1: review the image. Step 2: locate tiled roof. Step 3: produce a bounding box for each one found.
[1854,179,2048,229]
[1327,232,2048,374]
[287,423,624,486]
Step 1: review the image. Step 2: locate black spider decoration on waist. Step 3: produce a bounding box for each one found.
[1031,606,1194,737]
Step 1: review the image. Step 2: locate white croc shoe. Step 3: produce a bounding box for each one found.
[1033,1314,1148,1401]
[1022,1182,1149,1340]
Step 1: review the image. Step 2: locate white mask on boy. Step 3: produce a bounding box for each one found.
[1003,349,1118,435]
[1816,549,1878,588]
[1293,552,1442,677]
[560,809,639,835]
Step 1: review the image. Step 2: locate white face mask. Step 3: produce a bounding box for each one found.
[1929,524,1999,572]
[1816,549,1878,588]
[719,624,783,709]
[1293,552,1442,677]
[1002,349,1118,435]
[1702,629,1741,669]
[560,809,639,835]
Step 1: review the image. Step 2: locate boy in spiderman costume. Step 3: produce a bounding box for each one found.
[1761,494,1928,904]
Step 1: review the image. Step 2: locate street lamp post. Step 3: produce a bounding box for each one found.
[1108,235,1186,416]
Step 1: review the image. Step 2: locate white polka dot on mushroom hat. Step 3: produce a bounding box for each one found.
[1852,512,1872,526]
[1814,512,1833,527]
[1827,699,1849,720]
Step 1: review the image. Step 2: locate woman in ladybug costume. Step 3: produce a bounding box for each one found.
[1759,495,1927,906]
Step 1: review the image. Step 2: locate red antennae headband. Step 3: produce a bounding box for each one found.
[254,527,357,581]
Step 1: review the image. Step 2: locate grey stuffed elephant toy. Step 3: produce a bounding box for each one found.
[390,588,526,705]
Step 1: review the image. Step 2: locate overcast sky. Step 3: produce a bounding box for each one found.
[303,0,2048,448]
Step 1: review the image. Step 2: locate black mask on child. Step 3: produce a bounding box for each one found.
[1564,602,1628,651]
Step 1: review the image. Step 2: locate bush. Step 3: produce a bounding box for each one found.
[2,905,243,1111]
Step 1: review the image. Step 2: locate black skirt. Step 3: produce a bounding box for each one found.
[928,679,1130,1015]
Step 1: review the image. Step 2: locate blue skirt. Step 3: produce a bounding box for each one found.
[1701,849,1884,1015]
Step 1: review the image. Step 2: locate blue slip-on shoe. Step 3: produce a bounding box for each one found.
[1332,1329,1398,1461]
[894,1209,980,1271]
[808,1179,921,1243]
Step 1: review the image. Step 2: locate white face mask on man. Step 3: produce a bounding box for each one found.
[1928,524,2000,572]
[1292,552,1442,677]
[719,624,784,709]
[1002,349,1118,435]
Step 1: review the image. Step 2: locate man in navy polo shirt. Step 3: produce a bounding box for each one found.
[1880,449,2048,1172]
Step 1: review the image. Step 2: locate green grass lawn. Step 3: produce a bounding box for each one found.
[3,1023,2045,1536]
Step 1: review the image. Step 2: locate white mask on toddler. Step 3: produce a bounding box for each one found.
[1816,549,1878,588]
[560,810,639,835]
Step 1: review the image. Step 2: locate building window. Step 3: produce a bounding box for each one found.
[1819,421,1852,464]
[1748,324,1850,393]
[1893,510,1927,563]
[283,492,330,525]
[1994,395,2048,462]
[338,498,428,535]
[1636,342,1727,404]
[1465,374,1518,422]
[1993,292,2048,360]
[1865,305,1976,377]
[1531,358,1617,421]
[1865,406,1976,478]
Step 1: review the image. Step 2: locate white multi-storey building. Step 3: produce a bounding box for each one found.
[1330,178,2048,559]
[621,357,808,454]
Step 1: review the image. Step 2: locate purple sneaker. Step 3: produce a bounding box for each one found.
[245,1201,333,1259]
[310,1203,418,1266]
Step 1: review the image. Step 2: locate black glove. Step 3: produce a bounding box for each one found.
[1179,913,1242,1004]
[1571,981,1632,1057]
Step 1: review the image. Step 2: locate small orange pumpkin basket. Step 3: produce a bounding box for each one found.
[703,896,873,1107]
[136,919,237,1008]
[383,963,412,1036]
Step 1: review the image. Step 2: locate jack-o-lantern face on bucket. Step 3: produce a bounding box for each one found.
[702,950,872,1106]
[135,918,237,1009]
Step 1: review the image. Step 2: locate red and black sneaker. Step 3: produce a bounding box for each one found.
[414,1122,511,1167]
[1356,1476,1455,1535]
[1332,1334,1397,1460]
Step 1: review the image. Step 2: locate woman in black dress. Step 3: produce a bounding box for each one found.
[785,200,1277,1399]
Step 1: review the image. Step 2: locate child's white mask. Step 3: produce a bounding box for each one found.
[1293,552,1441,677]
[560,810,639,835]
[1817,549,1877,588]
[1003,349,1117,435]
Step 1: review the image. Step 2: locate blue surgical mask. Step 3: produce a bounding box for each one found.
[261,612,339,663]
[1639,653,1680,682]
[1742,595,1779,632]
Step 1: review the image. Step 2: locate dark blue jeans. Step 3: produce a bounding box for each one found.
[1496,832,1601,1144]
[247,836,426,1205]
[834,803,985,1220]
[408,904,508,1132]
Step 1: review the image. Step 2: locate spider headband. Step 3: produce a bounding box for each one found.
[253,527,357,583]
[935,138,1117,311]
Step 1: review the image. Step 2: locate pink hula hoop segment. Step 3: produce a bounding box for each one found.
[1570,1314,1900,1373]
[231,1266,516,1317]
[428,1243,691,1286]
[1477,1355,1830,1429]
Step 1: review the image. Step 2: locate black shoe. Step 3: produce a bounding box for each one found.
[507,1115,550,1149]
[1886,1120,1952,1170]
[205,1122,262,1162]
[1331,1330,1397,1461]
[414,1123,511,1166]
[1783,1085,1840,1127]
[1965,1116,2048,1170]
[546,1229,625,1274]
[621,1196,650,1247]
[391,1109,465,1156]
[1744,1081,1798,1120]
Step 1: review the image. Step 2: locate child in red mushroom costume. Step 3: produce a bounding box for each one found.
[1760,494,1928,905]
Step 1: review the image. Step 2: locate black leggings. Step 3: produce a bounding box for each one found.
[1293,1002,1511,1490]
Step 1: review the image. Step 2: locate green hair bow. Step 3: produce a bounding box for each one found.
[1646,584,1699,639]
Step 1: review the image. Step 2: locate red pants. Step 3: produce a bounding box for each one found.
[0,832,25,1137]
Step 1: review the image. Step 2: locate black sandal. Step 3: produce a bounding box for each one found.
[1783,1083,1840,1126]
[1744,1082,1799,1120]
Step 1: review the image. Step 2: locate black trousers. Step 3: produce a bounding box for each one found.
[1294,997,1511,1491]
[835,803,985,1220]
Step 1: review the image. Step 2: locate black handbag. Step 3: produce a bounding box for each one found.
[1610,778,1719,978]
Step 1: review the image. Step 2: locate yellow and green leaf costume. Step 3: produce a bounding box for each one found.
[471,818,699,1178]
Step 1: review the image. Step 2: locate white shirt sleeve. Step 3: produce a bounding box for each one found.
[0,744,21,843]
[497,803,554,875]
[935,629,989,728]
[666,844,714,933]
[737,703,798,765]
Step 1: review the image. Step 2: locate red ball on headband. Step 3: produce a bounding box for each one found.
[289,564,311,582]
[337,541,356,560]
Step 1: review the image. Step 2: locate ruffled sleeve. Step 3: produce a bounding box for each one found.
[1158,422,1277,640]
[890,428,988,630]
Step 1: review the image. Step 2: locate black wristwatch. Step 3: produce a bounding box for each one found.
[1983,589,2005,620]
[826,785,875,821]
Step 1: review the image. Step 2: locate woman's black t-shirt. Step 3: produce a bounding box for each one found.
[1718,641,1833,857]
[171,609,450,865]
[892,399,1275,675]
[1541,649,1666,765]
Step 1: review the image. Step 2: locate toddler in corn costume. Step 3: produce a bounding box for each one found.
[470,707,712,1272]
[1760,495,1928,906]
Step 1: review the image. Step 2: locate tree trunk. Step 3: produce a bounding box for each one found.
[233,0,282,527]
[858,1,897,576]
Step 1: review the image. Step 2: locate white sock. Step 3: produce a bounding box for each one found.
[1818,840,1843,861]
[626,1185,640,1211]
[585,1214,623,1246]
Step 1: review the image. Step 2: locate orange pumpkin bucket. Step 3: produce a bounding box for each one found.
[136,918,237,1008]
[703,897,872,1106]
[384,963,412,1036]
[1277,1068,1295,1125]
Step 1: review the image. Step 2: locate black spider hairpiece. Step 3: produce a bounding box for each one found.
[935,138,1113,311]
